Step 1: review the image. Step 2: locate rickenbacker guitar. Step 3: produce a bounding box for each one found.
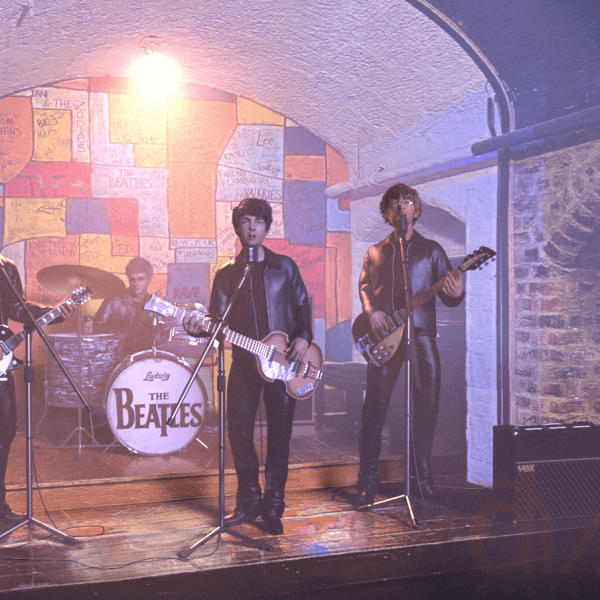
[0,286,93,377]
[144,295,324,400]
[352,246,496,367]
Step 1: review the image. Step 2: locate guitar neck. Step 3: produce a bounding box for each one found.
[412,264,464,312]
[3,302,68,353]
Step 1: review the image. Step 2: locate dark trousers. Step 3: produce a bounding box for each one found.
[0,378,17,504]
[227,354,296,506]
[358,335,441,481]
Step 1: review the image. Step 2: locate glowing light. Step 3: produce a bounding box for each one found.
[129,53,180,103]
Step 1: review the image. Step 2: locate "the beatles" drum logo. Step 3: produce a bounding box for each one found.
[112,388,203,437]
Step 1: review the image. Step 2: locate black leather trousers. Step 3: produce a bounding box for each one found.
[358,335,441,481]
[0,378,17,505]
[227,354,296,509]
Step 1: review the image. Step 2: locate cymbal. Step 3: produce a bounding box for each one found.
[37,265,126,299]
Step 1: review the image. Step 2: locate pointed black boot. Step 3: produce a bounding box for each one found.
[261,490,285,535]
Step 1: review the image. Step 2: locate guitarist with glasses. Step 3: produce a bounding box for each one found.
[356,183,464,507]
[184,198,312,535]
[0,255,75,524]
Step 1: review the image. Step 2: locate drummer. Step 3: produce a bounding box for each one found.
[92,257,155,362]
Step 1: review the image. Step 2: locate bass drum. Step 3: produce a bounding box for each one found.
[105,350,206,456]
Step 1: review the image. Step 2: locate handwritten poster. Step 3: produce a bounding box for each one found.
[168,98,237,164]
[4,162,92,198]
[139,237,174,274]
[216,166,283,203]
[135,144,167,168]
[0,96,33,183]
[90,92,135,167]
[167,263,211,306]
[31,87,90,163]
[4,197,66,245]
[220,125,284,179]
[33,109,72,162]
[168,162,215,238]
[80,234,112,269]
[284,155,326,182]
[283,180,327,246]
[216,202,236,256]
[109,93,167,145]
[265,202,284,239]
[175,247,218,263]
[103,197,139,236]
[92,165,168,237]
[66,198,111,234]
[111,235,139,256]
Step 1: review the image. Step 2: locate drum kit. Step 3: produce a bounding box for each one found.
[36,264,210,456]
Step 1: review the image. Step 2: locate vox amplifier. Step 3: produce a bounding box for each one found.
[493,422,600,521]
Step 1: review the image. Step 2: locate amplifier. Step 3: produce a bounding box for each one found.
[493,422,600,521]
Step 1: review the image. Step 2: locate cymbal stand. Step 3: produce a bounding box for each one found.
[172,252,273,558]
[358,228,420,529]
[39,304,106,454]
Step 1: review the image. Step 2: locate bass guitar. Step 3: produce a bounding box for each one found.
[144,295,324,400]
[0,286,93,376]
[352,246,496,367]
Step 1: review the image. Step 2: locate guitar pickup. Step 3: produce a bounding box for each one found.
[289,360,300,376]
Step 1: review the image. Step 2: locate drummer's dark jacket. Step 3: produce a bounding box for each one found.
[204,246,312,361]
[359,230,464,337]
[93,290,153,360]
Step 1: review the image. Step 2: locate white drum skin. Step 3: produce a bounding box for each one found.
[105,350,206,456]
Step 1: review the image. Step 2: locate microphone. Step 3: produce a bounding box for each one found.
[246,246,258,264]
[399,215,408,236]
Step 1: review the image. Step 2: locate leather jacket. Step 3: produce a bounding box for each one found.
[359,230,464,337]
[0,256,51,327]
[94,290,153,359]
[208,246,312,356]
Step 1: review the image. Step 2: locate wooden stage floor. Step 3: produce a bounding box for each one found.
[1,472,600,600]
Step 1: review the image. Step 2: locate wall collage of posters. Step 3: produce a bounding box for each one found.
[0,77,353,420]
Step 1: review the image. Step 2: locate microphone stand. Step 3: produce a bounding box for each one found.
[173,247,273,558]
[0,264,90,545]
[358,217,420,529]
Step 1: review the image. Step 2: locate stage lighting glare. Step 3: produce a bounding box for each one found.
[129,53,179,102]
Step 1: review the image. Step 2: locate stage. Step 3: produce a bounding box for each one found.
[1,456,599,599]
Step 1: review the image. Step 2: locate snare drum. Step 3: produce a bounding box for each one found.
[45,333,118,408]
[105,350,206,455]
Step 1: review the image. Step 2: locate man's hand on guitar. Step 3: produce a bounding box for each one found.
[442,271,463,298]
[369,311,394,332]
[59,303,76,320]
[182,310,205,336]
[286,337,309,363]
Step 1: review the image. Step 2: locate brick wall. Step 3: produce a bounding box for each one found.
[512,138,600,425]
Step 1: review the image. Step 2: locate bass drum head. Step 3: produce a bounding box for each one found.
[105,350,206,456]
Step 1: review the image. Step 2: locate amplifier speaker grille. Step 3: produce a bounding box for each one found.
[493,423,600,521]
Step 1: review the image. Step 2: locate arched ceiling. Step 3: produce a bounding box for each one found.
[1,0,598,178]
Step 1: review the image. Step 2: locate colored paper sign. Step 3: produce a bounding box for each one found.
[92,165,168,237]
[216,202,237,257]
[265,202,284,239]
[167,263,211,306]
[0,96,33,184]
[25,235,79,305]
[284,155,326,182]
[33,109,72,162]
[66,198,111,234]
[168,162,215,238]
[80,234,112,269]
[140,237,175,274]
[111,235,139,256]
[109,93,167,145]
[170,238,216,249]
[216,166,283,203]
[4,162,92,198]
[283,180,327,246]
[263,239,326,319]
[167,98,237,164]
[327,232,352,323]
[237,98,284,126]
[135,144,167,168]
[220,125,284,179]
[175,247,218,263]
[103,197,139,236]
[90,92,135,167]
[4,197,66,245]
[31,87,90,163]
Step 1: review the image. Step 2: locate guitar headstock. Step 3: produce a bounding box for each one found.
[144,293,208,320]
[69,286,93,305]
[460,246,496,272]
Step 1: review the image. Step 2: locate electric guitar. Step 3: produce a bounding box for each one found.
[352,246,496,367]
[0,286,93,376]
[144,295,324,400]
